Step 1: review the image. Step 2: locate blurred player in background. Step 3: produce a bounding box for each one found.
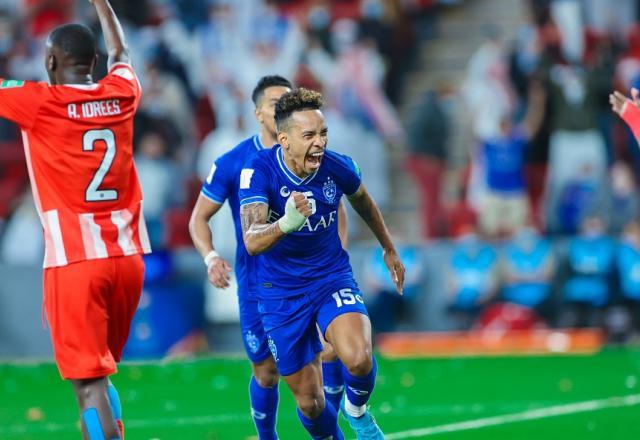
[240,88,405,439]
[0,0,149,438]
[189,76,348,439]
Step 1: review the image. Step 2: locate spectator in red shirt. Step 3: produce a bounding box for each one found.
[23,0,72,38]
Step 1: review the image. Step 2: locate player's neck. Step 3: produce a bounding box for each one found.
[282,153,311,179]
[259,128,277,149]
[57,72,94,86]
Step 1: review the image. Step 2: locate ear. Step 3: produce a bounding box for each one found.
[255,106,263,124]
[90,54,98,75]
[47,54,56,72]
[277,130,287,147]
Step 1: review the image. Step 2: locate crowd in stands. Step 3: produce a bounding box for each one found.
[417,0,640,341]
[0,0,433,263]
[4,0,640,341]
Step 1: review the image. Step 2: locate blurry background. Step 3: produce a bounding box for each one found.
[0,0,639,361]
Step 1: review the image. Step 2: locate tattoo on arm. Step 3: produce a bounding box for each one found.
[241,203,268,234]
[241,203,282,241]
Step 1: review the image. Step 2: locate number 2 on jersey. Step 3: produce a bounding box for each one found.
[83,129,118,202]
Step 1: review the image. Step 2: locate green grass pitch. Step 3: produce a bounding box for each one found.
[1,348,639,439]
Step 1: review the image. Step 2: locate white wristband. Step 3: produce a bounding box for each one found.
[204,250,219,267]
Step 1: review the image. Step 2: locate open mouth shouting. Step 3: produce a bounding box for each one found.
[305,149,325,170]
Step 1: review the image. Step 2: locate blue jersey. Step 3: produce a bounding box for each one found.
[450,241,497,309]
[200,135,267,297]
[564,235,614,306]
[482,128,528,193]
[238,146,361,299]
[502,238,553,307]
[617,241,640,300]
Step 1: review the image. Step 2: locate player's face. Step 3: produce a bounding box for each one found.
[280,109,328,176]
[255,86,290,136]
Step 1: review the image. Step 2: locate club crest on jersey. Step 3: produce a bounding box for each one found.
[323,178,337,203]
[245,331,260,354]
[280,186,291,197]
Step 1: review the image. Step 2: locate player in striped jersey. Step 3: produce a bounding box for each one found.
[0,1,148,438]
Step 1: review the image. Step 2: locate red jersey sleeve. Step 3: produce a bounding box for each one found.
[0,79,47,129]
[100,63,142,110]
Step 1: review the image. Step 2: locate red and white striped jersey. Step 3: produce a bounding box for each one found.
[0,63,151,268]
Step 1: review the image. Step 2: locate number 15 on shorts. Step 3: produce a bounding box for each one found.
[332,288,364,307]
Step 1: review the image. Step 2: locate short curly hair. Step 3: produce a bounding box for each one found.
[275,88,324,131]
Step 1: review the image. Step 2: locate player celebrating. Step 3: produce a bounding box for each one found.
[189,76,348,439]
[0,1,149,438]
[239,88,405,439]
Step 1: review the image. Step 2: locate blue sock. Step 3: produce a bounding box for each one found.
[296,403,344,440]
[249,376,279,440]
[82,407,106,440]
[107,381,122,421]
[322,359,345,411]
[342,356,377,407]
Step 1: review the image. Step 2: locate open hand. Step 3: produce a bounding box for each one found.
[383,249,406,295]
[207,256,232,289]
[610,91,629,116]
[610,88,640,116]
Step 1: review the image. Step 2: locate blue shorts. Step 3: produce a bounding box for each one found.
[258,284,368,376]
[238,295,272,363]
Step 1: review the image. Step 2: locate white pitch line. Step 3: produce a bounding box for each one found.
[383,394,640,439]
[2,394,638,437]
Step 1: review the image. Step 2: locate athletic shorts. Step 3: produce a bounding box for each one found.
[44,255,145,380]
[258,283,368,376]
[238,294,272,363]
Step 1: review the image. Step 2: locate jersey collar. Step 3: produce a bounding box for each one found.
[276,146,319,186]
[62,83,100,90]
[253,135,265,151]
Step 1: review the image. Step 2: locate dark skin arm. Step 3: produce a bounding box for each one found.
[89,0,130,67]
[522,80,546,139]
[188,194,232,288]
[347,184,405,294]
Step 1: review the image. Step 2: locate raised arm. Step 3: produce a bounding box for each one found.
[189,194,232,288]
[522,81,546,139]
[90,0,130,67]
[241,192,311,256]
[347,184,405,294]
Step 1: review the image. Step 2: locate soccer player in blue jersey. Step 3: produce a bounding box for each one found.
[239,88,405,439]
[189,76,347,439]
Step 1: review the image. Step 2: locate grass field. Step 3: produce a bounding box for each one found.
[1,348,640,439]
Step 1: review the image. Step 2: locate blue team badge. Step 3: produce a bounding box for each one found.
[245,331,260,354]
[323,178,337,203]
[280,186,291,197]
[267,335,279,361]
